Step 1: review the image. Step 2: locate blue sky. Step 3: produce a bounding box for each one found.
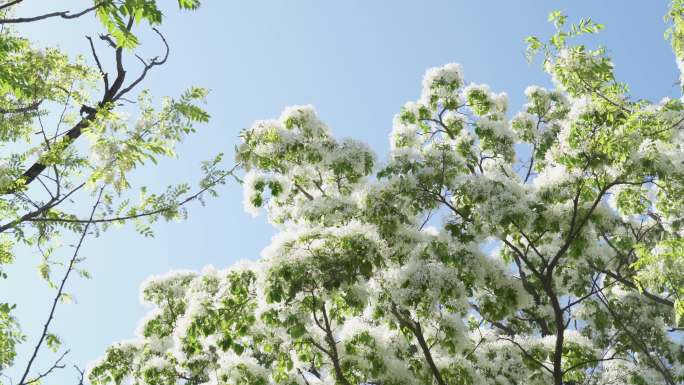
[2,1,679,384]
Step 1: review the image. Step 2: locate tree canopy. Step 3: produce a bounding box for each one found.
[87,6,684,385]
[0,1,233,384]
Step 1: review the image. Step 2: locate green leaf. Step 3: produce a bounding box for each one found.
[46,333,61,352]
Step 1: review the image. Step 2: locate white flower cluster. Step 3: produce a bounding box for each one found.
[421,62,464,105]
[91,55,684,385]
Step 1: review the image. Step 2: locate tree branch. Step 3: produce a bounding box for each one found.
[0,2,106,24]
[390,303,447,385]
[17,188,103,385]
[0,0,23,12]
[24,164,240,226]
[0,99,42,114]
[320,302,351,385]
[22,350,69,385]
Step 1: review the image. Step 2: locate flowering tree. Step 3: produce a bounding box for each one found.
[90,9,684,385]
[0,1,234,384]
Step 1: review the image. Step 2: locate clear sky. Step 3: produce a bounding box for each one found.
[1,1,679,384]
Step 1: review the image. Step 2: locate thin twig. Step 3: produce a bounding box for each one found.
[26,164,240,225]
[23,350,70,385]
[17,188,104,385]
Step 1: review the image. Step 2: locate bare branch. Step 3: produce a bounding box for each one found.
[0,0,23,12]
[0,2,107,24]
[22,350,69,385]
[86,36,109,92]
[73,365,85,385]
[113,28,169,101]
